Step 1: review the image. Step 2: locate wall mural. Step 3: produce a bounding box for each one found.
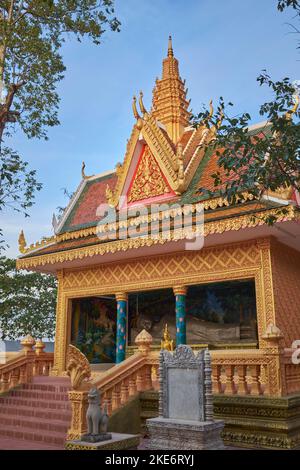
[71,297,117,363]
[186,281,257,344]
[128,289,176,345]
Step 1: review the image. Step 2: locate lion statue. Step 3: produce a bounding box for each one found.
[81,388,111,443]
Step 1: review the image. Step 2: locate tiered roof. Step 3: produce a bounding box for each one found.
[17,38,299,271]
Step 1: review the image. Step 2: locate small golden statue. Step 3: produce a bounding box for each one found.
[161,324,174,352]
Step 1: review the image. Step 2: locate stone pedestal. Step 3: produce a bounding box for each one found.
[146,417,224,450]
[65,432,140,450]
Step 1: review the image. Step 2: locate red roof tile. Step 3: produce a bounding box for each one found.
[67,173,117,229]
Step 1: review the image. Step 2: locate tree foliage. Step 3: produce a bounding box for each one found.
[192,0,300,218]
[0,1,120,247]
[0,257,57,339]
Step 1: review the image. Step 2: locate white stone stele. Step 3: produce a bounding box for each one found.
[146,345,224,450]
[146,418,224,450]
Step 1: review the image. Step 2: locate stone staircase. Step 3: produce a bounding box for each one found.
[0,376,71,450]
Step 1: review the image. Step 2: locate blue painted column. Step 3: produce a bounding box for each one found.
[173,286,187,346]
[115,293,127,364]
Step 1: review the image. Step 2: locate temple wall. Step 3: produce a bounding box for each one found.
[271,240,300,348]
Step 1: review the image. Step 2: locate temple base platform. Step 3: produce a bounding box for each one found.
[146,417,224,450]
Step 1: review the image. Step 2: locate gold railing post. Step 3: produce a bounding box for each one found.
[135,329,153,356]
[67,390,88,440]
[237,365,248,395]
[224,365,236,395]
[20,335,36,354]
[35,339,46,356]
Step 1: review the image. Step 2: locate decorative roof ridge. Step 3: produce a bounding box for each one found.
[247,120,271,132]
[16,205,298,271]
[86,169,116,182]
[55,178,87,235]
[184,127,211,187]
[18,233,58,257]
[106,124,140,207]
[182,126,200,159]
[143,114,178,172]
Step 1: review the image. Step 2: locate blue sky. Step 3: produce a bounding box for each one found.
[2,0,299,258]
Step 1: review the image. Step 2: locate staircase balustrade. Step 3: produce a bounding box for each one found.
[0,336,54,394]
[66,338,300,440]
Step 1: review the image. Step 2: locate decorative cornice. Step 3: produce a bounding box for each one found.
[17,193,256,256]
[16,192,287,257]
[105,125,140,207]
[16,205,298,270]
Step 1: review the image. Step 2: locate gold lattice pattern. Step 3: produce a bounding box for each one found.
[63,242,260,291]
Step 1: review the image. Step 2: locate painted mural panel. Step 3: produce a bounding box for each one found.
[128,281,257,347]
[186,280,257,344]
[128,289,176,345]
[71,297,117,363]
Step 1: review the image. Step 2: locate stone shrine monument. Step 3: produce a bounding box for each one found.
[146,345,224,450]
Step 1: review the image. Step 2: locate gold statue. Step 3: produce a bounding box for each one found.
[161,324,174,352]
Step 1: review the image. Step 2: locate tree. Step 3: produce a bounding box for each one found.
[0,256,57,339]
[0,1,120,247]
[192,0,300,221]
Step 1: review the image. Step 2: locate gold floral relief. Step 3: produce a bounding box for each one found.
[127,146,170,203]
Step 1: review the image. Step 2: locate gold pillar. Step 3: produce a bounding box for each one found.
[51,270,69,376]
[257,238,277,349]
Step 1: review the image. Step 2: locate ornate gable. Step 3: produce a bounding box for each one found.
[127,145,174,204]
[105,37,220,210]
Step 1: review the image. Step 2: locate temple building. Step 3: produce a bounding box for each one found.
[16,37,300,449]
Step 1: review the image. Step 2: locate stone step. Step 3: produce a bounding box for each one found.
[0,414,69,433]
[0,404,71,422]
[0,396,71,410]
[22,383,70,394]
[10,389,69,401]
[0,376,72,449]
[0,436,64,450]
[0,423,67,446]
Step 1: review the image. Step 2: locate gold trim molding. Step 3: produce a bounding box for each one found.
[16,206,298,270]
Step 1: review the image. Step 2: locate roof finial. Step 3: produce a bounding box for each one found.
[139,91,147,115]
[168,35,173,57]
[132,96,140,120]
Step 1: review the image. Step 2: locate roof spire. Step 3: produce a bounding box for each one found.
[151,36,191,143]
[168,35,173,57]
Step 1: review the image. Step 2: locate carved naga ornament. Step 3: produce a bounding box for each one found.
[66,344,91,390]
